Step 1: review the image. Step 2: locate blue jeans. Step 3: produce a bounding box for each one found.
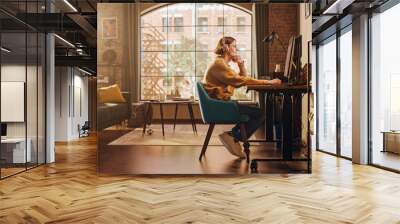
[231,104,265,142]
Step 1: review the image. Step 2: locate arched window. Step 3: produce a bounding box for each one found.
[140,3,252,100]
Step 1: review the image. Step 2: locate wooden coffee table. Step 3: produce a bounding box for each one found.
[142,100,197,137]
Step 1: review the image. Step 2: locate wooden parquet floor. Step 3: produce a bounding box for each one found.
[1,135,400,224]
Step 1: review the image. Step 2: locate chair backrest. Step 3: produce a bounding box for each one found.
[196,81,241,124]
[82,121,90,130]
[196,82,210,123]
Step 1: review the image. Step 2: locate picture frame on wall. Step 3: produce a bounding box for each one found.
[102,17,118,39]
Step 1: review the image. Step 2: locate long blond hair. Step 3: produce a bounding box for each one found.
[214,36,236,56]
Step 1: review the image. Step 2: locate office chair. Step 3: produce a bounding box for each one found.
[196,82,252,163]
[79,121,90,138]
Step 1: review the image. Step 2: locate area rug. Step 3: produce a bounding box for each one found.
[109,124,235,146]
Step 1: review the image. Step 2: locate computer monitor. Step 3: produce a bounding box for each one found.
[283,35,302,85]
[1,123,7,138]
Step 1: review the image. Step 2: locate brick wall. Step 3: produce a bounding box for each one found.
[267,4,299,73]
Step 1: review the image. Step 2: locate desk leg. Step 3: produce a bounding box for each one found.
[159,103,165,137]
[282,94,293,160]
[142,103,148,135]
[265,93,274,141]
[193,104,197,133]
[188,103,197,134]
[173,103,178,131]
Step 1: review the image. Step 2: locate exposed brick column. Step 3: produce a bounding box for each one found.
[267,4,299,73]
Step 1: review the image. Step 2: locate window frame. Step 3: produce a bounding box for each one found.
[315,24,353,161]
[140,3,254,102]
[368,1,400,173]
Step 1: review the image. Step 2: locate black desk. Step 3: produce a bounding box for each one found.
[247,84,311,172]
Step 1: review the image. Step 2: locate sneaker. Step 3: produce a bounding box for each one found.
[218,132,245,158]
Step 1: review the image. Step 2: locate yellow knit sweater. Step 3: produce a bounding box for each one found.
[203,57,266,100]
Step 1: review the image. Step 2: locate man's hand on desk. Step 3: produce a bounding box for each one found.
[263,78,282,86]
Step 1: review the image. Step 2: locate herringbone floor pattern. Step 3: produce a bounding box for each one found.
[1,136,400,223]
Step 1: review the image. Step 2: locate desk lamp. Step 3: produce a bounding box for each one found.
[263,31,288,81]
[263,31,286,53]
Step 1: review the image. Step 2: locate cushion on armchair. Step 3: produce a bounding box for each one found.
[98,84,126,103]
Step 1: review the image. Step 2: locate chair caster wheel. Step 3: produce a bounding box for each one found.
[250,160,258,173]
[147,129,153,135]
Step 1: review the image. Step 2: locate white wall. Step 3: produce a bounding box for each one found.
[1,63,46,164]
[1,65,29,138]
[1,65,26,81]
[55,67,70,141]
[55,67,89,141]
[71,73,89,138]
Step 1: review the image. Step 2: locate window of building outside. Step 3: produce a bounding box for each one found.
[140,3,252,101]
[161,17,174,32]
[237,17,246,32]
[162,17,168,32]
[197,17,208,33]
[371,3,400,171]
[217,17,225,33]
[317,36,337,155]
[174,17,183,32]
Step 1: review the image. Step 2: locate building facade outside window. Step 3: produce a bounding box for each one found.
[217,17,226,33]
[174,17,183,32]
[197,17,208,32]
[237,17,246,32]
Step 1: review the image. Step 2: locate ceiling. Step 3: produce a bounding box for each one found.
[1,0,396,74]
[311,0,390,42]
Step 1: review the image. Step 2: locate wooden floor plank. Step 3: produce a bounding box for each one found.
[0,135,400,223]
